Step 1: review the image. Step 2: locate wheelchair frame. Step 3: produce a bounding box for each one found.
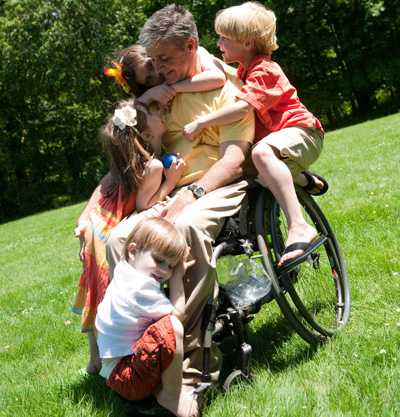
[197,184,351,392]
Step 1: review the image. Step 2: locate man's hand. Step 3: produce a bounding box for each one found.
[183,119,204,141]
[160,189,196,222]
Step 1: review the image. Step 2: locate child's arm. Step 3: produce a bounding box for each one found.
[171,47,226,93]
[136,47,226,107]
[136,158,186,211]
[183,99,252,141]
[169,250,195,320]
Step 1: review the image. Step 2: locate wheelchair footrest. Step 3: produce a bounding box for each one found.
[222,275,273,310]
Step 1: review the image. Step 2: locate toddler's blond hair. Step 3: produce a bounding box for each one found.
[215,2,278,56]
[123,217,187,265]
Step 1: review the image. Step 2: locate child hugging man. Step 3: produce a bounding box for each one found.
[95,217,197,417]
[183,2,327,267]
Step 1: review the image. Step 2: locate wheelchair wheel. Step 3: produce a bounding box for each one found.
[269,187,350,341]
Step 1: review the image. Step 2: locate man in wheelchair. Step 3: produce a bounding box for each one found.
[105,5,254,415]
[106,4,349,416]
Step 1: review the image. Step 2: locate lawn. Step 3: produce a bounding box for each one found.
[0,113,399,417]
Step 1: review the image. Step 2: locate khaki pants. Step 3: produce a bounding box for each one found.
[106,180,248,384]
[254,126,324,183]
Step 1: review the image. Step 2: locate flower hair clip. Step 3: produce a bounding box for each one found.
[112,106,137,131]
[104,60,130,94]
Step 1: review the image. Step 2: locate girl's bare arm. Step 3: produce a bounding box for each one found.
[136,158,186,211]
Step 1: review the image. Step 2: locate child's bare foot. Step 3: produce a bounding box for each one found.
[86,358,102,375]
[157,384,199,417]
[278,223,318,267]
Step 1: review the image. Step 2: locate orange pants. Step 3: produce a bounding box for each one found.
[106,315,176,400]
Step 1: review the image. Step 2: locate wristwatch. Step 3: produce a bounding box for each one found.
[187,183,206,199]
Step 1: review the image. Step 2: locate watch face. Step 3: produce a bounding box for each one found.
[195,186,205,198]
[189,184,205,198]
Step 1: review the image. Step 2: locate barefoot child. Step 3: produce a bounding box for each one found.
[182,1,327,266]
[95,217,197,417]
[72,100,185,374]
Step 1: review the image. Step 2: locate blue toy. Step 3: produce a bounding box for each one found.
[162,153,177,169]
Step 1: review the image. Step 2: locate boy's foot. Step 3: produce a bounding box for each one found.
[301,171,329,196]
[278,224,318,267]
[124,397,174,417]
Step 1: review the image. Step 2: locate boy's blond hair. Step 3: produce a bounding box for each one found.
[215,2,278,56]
[123,217,187,265]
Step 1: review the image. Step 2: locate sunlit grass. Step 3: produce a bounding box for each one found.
[1,113,399,416]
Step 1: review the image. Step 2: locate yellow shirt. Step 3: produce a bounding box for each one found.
[163,67,255,186]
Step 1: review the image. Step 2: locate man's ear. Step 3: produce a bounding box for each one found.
[186,37,198,52]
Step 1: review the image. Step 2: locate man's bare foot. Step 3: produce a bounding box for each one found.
[86,358,102,375]
[278,223,318,267]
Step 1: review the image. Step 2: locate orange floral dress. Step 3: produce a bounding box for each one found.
[72,186,136,331]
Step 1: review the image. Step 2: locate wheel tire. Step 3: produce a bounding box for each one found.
[268,187,350,340]
[255,189,321,345]
[223,369,249,391]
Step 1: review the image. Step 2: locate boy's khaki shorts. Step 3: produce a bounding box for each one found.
[253,127,324,184]
[106,315,176,401]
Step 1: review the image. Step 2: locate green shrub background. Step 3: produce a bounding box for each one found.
[1,0,399,221]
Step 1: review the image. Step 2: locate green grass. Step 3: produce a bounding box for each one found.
[1,113,400,417]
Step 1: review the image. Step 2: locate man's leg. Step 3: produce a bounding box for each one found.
[156,316,199,417]
[172,180,248,385]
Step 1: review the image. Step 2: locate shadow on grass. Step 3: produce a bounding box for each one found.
[218,312,318,383]
[64,313,318,414]
[65,373,126,416]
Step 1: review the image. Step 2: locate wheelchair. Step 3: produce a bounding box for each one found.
[197,182,351,392]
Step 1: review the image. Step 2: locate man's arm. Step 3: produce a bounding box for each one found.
[161,140,250,221]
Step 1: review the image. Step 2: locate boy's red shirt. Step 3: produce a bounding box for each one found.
[236,55,323,142]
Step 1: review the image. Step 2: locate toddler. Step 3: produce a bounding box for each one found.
[95,217,197,417]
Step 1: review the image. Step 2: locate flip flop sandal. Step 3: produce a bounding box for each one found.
[278,239,318,270]
[301,171,329,196]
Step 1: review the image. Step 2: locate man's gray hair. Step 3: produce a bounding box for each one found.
[139,4,198,50]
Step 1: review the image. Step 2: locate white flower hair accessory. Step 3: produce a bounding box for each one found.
[112,105,137,130]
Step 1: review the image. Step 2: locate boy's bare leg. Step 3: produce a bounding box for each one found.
[252,143,317,266]
[86,330,101,374]
[156,316,198,417]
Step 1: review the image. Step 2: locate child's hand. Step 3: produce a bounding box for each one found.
[174,247,195,278]
[145,83,176,106]
[183,119,203,141]
[74,222,88,262]
[164,157,186,186]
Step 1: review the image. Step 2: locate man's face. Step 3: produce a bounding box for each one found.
[147,38,196,85]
